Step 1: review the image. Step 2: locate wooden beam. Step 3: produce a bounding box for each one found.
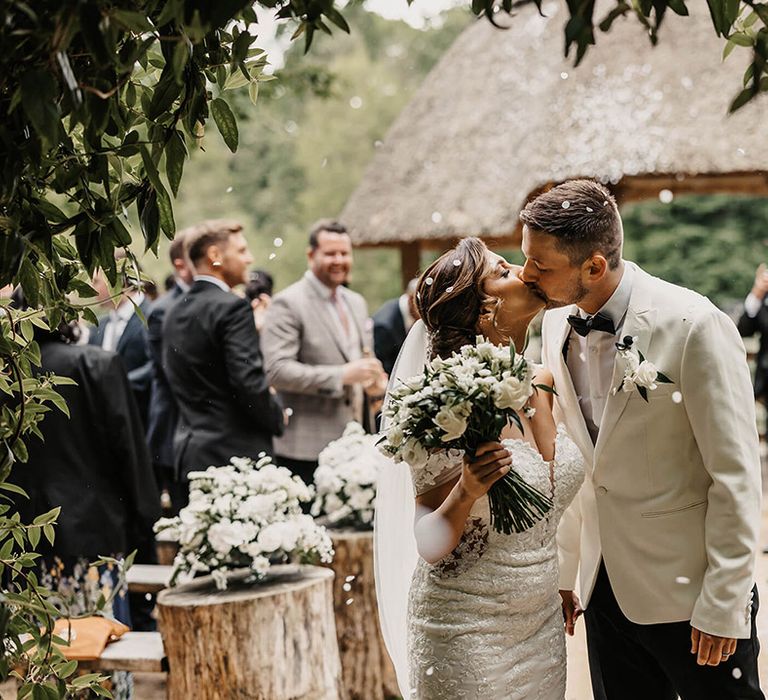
[400,241,421,289]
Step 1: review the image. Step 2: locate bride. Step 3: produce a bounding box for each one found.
[375,237,586,699]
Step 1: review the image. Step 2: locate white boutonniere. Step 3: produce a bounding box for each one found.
[613,336,673,402]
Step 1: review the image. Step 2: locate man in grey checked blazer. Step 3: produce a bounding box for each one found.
[261,220,386,484]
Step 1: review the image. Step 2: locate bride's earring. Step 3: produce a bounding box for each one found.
[212,260,222,268]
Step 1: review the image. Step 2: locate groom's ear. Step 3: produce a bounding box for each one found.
[585,254,609,281]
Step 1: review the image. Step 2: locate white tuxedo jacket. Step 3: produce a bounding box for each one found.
[544,264,761,638]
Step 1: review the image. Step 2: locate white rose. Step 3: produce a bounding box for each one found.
[623,351,640,373]
[633,361,658,390]
[401,438,428,469]
[621,376,635,393]
[434,403,469,442]
[386,423,404,448]
[493,375,532,411]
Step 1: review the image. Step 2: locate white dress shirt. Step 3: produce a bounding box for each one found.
[744,293,764,318]
[566,263,634,443]
[101,292,144,352]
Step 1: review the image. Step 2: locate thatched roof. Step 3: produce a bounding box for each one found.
[341,0,768,248]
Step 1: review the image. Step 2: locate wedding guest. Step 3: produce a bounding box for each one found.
[738,262,768,435]
[10,289,160,632]
[245,268,274,331]
[163,220,284,488]
[146,232,194,515]
[89,254,153,427]
[373,278,419,376]
[261,219,385,485]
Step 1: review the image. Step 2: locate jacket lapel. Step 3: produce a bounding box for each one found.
[550,307,594,462]
[304,279,351,362]
[594,271,657,466]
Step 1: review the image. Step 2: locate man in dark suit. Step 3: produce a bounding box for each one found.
[372,278,419,376]
[738,262,768,431]
[90,260,153,427]
[11,299,160,630]
[163,220,284,485]
[146,233,194,514]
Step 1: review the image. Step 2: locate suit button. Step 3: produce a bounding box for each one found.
[597,486,608,495]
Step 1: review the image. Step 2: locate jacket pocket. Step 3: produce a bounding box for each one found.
[641,499,706,518]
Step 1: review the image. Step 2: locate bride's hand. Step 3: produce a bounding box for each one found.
[459,442,512,501]
[559,590,583,636]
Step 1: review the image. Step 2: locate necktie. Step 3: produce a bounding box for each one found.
[331,289,350,337]
[566,312,616,337]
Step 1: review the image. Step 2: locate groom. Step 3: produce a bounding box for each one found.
[521,180,763,699]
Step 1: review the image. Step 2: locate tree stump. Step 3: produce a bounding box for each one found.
[325,529,399,699]
[156,565,341,700]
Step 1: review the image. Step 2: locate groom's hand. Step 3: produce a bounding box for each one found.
[690,627,737,666]
[559,589,582,636]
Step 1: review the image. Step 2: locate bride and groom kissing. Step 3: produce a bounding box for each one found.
[375,179,763,699]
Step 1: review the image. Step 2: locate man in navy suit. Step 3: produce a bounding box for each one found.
[90,257,153,427]
[372,278,419,376]
[145,233,195,513]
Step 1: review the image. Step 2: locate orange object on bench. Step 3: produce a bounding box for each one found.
[52,617,130,661]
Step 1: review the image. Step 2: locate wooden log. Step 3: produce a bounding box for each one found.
[157,565,341,700]
[325,530,399,700]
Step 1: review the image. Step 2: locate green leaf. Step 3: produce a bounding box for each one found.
[729,86,756,112]
[33,506,60,526]
[637,386,648,402]
[28,526,40,549]
[248,81,259,106]
[112,9,154,32]
[0,482,28,498]
[58,659,78,679]
[165,130,187,197]
[20,70,60,148]
[210,97,239,152]
[727,32,754,47]
[43,523,55,545]
[148,69,183,119]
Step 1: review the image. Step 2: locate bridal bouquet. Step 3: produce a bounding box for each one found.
[379,339,553,535]
[311,422,379,530]
[154,455,334,590]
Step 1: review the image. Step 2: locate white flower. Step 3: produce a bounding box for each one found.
[493,373,532,410]
[208,521,254,555]
[633,361,659,390]
[623,350,640,373]
[434,403,470,442]
[401,438,429,468]
[621,376,635,393]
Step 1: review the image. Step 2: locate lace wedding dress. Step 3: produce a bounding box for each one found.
[407,425,585,699]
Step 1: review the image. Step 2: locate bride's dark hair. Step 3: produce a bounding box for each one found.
[416,237,495,360]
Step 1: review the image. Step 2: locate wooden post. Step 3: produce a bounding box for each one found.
[157,566,341,700]
[325,530,399,700]
[400,241,421,290]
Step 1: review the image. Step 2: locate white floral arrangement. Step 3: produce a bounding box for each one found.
[310,422,379,530]
[613,335,673,401]
[154,454,334,590]
[379,339,554,535]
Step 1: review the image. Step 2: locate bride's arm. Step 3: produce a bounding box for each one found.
[413,443,511,564]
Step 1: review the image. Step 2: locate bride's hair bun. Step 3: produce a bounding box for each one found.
[416,237,493,360]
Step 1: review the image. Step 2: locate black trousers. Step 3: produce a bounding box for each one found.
[586,562,764,700]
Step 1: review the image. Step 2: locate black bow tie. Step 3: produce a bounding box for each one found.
[567,312,616,337]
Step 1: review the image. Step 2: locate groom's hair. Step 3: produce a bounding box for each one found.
[519,180,623,269]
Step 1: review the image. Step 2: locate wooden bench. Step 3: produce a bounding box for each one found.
[126,564,173,594]
[77,631,167,673]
